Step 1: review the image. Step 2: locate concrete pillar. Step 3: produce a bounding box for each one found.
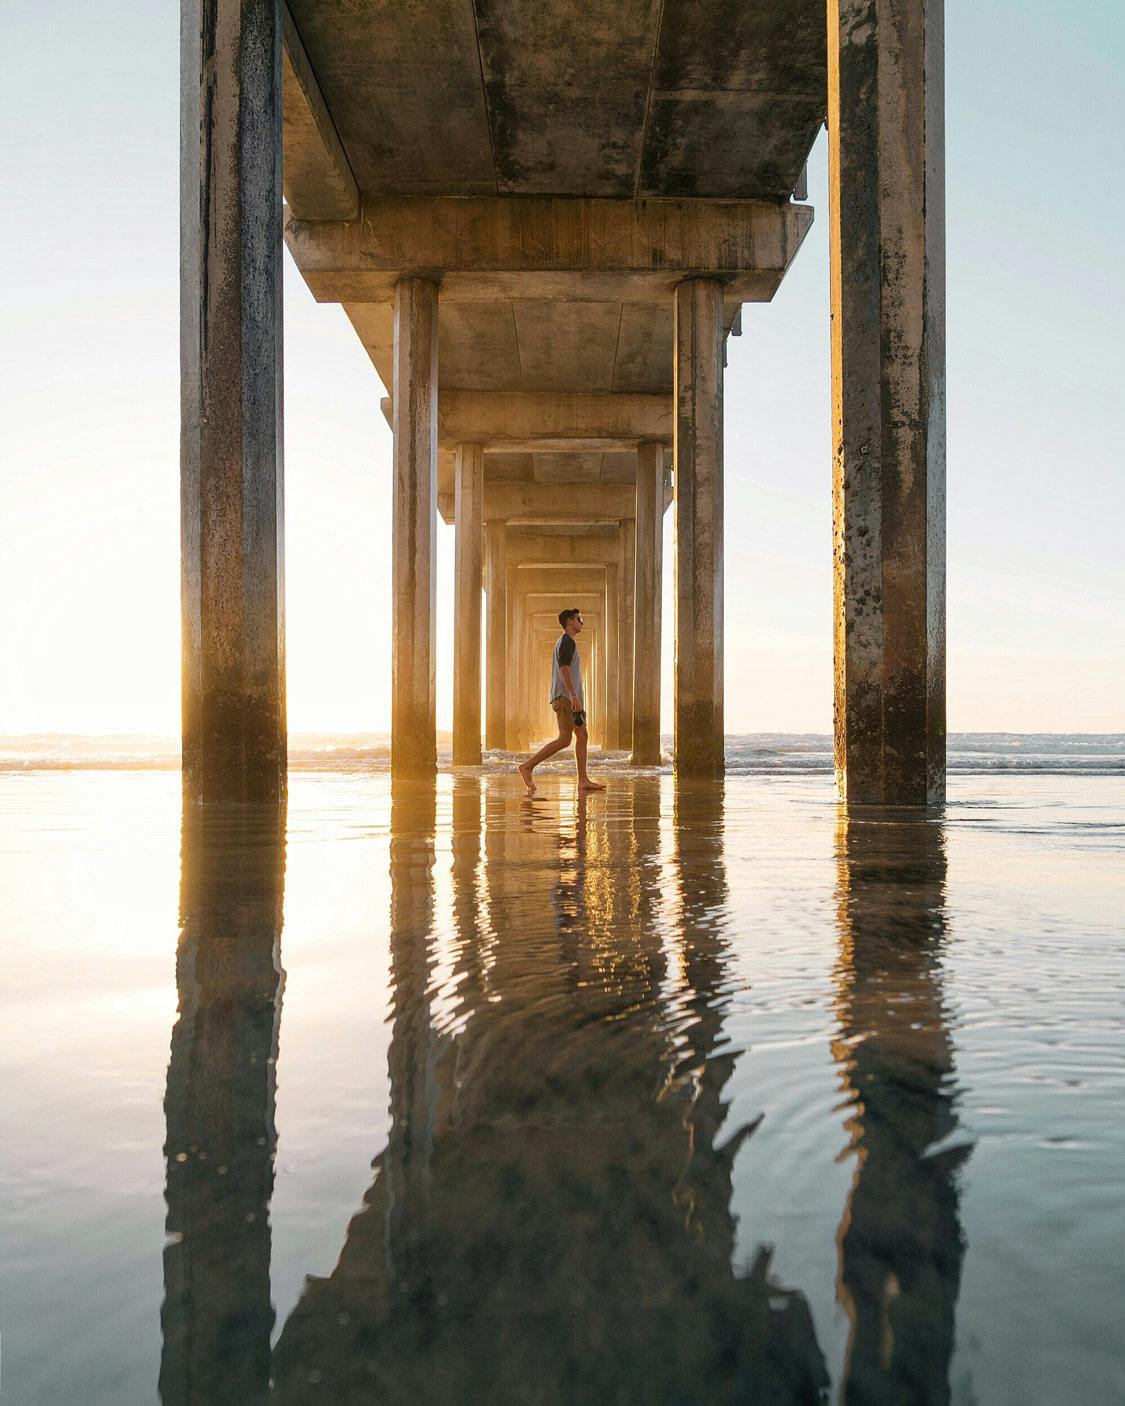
[673,279,725,778]
[453,442,484,764]
[595,614,608,748]
[485,523,508,750]
[391,277,438,777]
[181,0,285,804]
[633,442,664,765]
[605,562,620,750]
[828,0,946,804]
[618,516,636,753]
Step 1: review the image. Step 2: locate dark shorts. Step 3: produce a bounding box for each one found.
[551,697,586,730]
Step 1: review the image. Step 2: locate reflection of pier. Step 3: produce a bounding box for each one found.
[181,0,946,802]
[160,803,287,1406]
[157,782,975,1401]
[272,779,828,1402]
[832,808,968,1405]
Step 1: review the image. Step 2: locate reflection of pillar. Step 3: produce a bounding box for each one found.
[833,806,966,1403]
[618,516,636,753]
[453,442,484,765]
[272,783,437,1396]
[633,442,664,764]
[828,0,946,804]
[384,782,439,1260]
[672,782,737,1243]
[674,278,725,778]
[181,0,285,804]
[391,277,439,778]
[161,800,286,1405]
[485,522,508,749]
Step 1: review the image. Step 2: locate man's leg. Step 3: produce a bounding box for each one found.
[575,723,606,792]
[518,712,573,795]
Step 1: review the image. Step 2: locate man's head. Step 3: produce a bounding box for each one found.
[558,607,583,636]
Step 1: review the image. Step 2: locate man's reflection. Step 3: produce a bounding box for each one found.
[274,777,827,1404]
[833,807,969,1405]
[160,801,287,1406]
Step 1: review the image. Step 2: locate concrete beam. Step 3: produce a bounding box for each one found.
[483,482,636,524]
[281,4,359,221]
[285,196,814,304]
[508,532,624,568]
[829,0,946,805]
[181,0,285,804]
[516,576,608,601]
[381,391,672,451]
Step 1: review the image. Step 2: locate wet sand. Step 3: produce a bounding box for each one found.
[1,767,1123,1402]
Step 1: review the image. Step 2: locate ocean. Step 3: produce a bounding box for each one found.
[0,737,1122,1403]
[3,731,1124,775]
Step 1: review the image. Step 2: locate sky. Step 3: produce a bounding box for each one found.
[1,2,1122,737]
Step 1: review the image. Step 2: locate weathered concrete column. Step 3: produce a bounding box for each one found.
[605,562,621,750]
[673,279,725,778]
[829,0,946,804]
[618,517,636,753]
[181,0,285,803]
[391,277,439,777]
[632,442,664,765]
[485,522,508,750]
[452,442,484,765]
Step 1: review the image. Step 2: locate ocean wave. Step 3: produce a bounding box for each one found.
[1,733,1122,776]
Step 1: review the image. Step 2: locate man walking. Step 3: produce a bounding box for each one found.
[518,608,607,796]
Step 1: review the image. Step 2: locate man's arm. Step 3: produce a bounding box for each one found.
[560,663,579,705]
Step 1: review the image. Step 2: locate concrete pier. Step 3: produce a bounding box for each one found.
[618,519,636,754]
[176,2,948,803]
[632,443,665,765]
[829,0,946,804]
[453,442,485,765]
[390,277,439,778]
[181,0,285,804]
[673,279,725,779]
[485,523,508,750]
[605,562,621,749]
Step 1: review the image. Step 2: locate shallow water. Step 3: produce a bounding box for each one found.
[1,766,1123,1403]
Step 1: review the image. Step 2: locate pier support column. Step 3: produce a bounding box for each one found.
[181,0,285,803]
[829,0,946,804]
[391,277,439,778]
[632,443,664,765]
[605,563,621,750]
[485,522,508,750]
[453,442,484,765]
[673,278,725,778]
[619,517,636,753]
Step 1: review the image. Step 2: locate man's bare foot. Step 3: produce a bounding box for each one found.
[578,777,607,792]
[517,762,537,796]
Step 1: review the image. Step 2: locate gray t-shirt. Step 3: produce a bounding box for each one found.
[549,632,584,706]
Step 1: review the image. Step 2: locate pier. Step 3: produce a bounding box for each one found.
[181,0,945,803]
